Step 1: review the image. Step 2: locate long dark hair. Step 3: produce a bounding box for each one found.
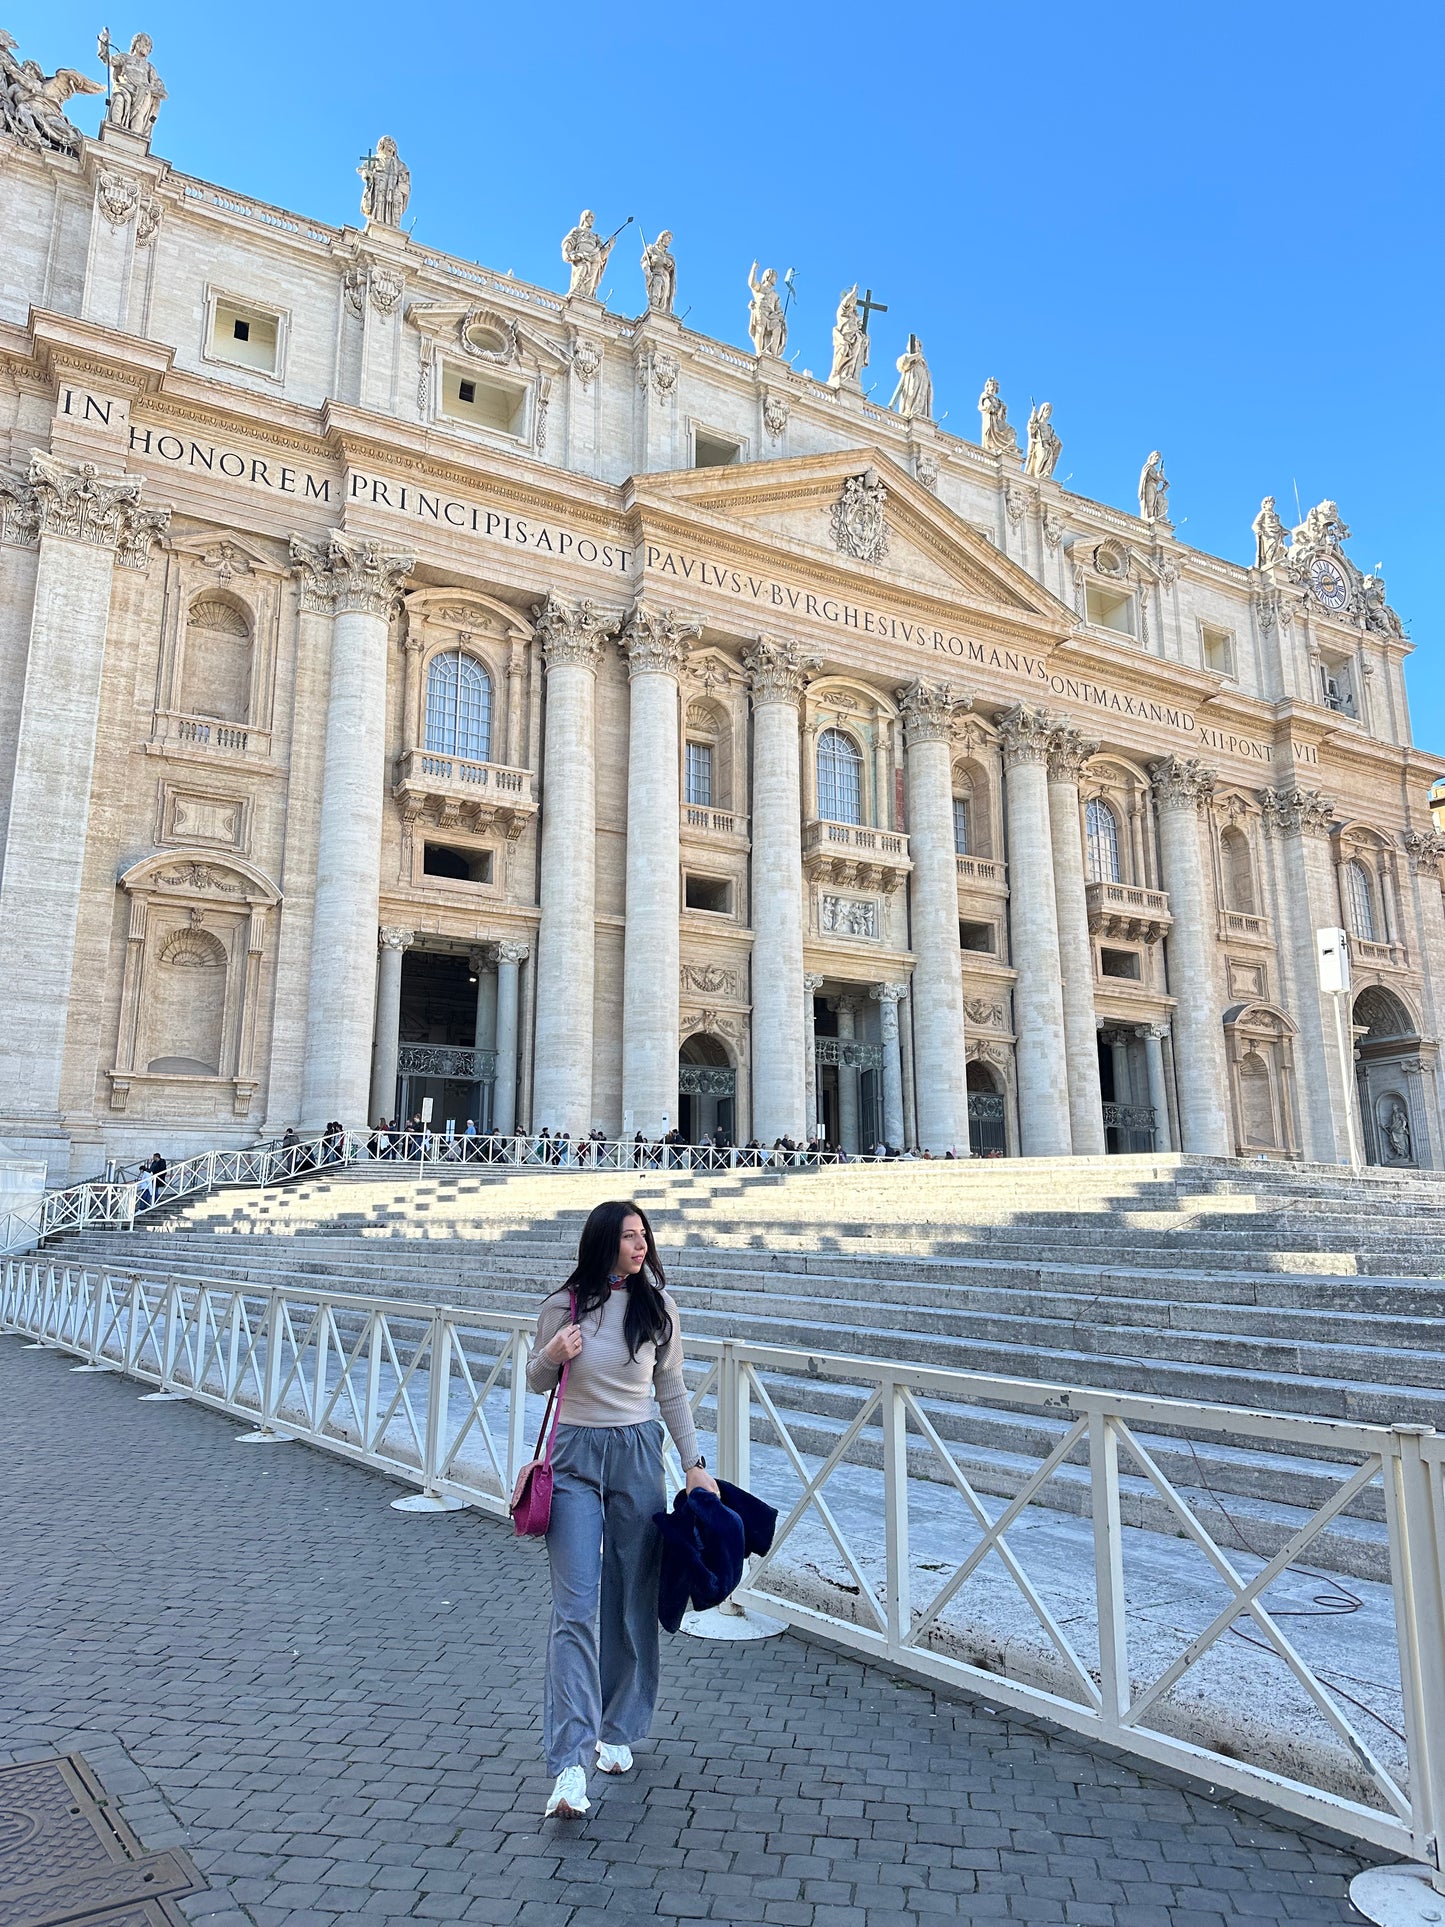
[558,1199,672,1361]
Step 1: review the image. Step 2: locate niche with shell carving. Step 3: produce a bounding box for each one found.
[144,926,229,1074]
[179,593,253,724]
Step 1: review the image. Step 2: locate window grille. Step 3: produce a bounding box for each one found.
[425,652,492,762]
[818,728,864,826]
[685,740,713,807]
[1345,859,1378,942]
[1086,798,1121,883]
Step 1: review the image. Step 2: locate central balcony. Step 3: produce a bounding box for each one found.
[803,818,912,895]
[394,748,538,838]
[1085,880,1173,945]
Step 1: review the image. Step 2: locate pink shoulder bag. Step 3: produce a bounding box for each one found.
[510,1291,575,1537]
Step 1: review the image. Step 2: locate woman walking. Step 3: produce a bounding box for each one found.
[527,1198,717,1818]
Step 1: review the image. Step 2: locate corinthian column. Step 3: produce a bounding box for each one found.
[870,982,907,1151]
[0,454,169,1155]
[1150,755,1231,1155]
[1258,783,1349,1162]
[1047,723,1106,1154]
[532,594,619,1134]
[369,927,413,1123]
[998,705,1071,1156]
[745,636,819,1144]
[292,530,415,1128]
[897,679,973,1153]
[619,604,700,1136]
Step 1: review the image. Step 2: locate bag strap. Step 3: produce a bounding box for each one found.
[532,1288,577,1469]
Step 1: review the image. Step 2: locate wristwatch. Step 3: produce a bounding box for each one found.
[689,1456,707,1470]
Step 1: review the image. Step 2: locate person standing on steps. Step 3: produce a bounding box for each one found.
[527,1198,718,1819]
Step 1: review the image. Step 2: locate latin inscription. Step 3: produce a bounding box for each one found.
[347,469,631,574]
[128,423,333,500]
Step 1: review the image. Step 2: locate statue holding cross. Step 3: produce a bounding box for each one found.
[828,285,869,386]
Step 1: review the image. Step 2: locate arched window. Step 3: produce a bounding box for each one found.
[952,796,970,855]
[817,728,864,826]
[1345,859,1378,941]
[425,652,492,762]
[1085,799,1121,883]
[1220,827,1255,914]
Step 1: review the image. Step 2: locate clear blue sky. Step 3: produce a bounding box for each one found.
[12,1,1443,753]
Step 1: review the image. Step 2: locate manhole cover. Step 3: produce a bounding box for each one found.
[0,1755,205,1927]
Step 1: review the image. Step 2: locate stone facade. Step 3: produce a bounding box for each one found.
[1,60,1441,1178]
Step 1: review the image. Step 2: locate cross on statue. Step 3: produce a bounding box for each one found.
[858,287,888,334]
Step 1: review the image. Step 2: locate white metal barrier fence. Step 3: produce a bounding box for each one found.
[1,1131,889,1256]
[4,1254,1442,1871]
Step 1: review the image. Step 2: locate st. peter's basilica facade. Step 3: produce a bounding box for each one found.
[1,28,1441,1181]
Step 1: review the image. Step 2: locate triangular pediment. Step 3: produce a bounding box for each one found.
[628,448,1073,625]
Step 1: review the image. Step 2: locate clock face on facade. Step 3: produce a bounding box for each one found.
[1309,557,1350,612]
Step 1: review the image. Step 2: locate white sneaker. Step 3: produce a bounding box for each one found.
[544,1764,590,1817]
[596,1742,633,1774]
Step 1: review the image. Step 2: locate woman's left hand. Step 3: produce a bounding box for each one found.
[685,1464,720,1497]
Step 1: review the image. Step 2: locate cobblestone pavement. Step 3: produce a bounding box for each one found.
[0,1335,1375,1927]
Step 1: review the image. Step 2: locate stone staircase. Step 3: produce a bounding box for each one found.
[43,1154,1445,1580]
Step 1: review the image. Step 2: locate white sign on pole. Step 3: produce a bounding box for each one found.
[420,1097,434,1123]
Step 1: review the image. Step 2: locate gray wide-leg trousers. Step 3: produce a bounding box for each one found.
[542,1420,666,1774]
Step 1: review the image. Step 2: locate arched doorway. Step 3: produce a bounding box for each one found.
[678,1034,736,1146]
[966,1061,1006,1156]
[1353,986,1433,1168]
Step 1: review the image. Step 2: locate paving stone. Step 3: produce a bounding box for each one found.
[0,1337,1383,1927]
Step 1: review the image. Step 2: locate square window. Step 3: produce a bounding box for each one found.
[1202,624,1235,677]
[1085,582,1135,637]
[209,297,281,375]
[959,920,994,954]
[440,361,527,435]
[1099,947,1141,980]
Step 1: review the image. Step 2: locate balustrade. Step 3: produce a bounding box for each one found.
[1085,879,1173,945]
[802,817,912,893]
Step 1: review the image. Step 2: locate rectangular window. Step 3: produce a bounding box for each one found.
[1100,947,1141,980]
[952,797,969,855]
[209,297,281,374]
[685,740,713,807]
[1201,624,1235,677]
[959,920,994,953]
[684,874,731,914]
[1320,658,1356,715]
[1085,582,1135,637]
[440,362,527,435]
[694,428,742,468]
[423,843,493,885]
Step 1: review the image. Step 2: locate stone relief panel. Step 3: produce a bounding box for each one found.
[820,894,879,940]
[157,781,251,853]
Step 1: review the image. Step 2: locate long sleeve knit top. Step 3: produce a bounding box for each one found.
[526,1278,701,1469]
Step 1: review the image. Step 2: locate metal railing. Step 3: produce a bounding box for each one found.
[4,1255,1442,1868]
[0,1132,904,1256]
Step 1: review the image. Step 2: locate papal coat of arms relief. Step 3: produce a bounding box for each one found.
[829,470,889,565]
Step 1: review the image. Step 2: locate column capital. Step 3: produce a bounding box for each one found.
[1149,753,1218,813]
[1401,827,1445,875]
[493,939,531,965]
[291,529,415,615]
[869,981,908,1005]
[532,591,620,672]
[895,678,973,743]
[803,973,826,994]
[618,602,702,676]
[743,634,821,707]
[997,703,1057,768]
[25,451,169,567]
[1257,783,1335,837]
[1142,1022,1171,1040]
[1046,722,1100,783]
[378,925,415,950]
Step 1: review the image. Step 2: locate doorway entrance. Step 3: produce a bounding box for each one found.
[1353,985,1431,1168]
[678,1034,736,1144]
[393,949,497,1132]
[966,1061,1006,1155]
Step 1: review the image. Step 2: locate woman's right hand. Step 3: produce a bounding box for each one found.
[544,1323,583,1366]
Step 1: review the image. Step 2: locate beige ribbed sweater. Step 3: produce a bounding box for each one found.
[526,1280,701,1468]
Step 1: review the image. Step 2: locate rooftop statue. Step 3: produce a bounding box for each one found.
[98,30,165,140]
[562,209,617,301]
[978,377,1019,458]
[828,285,868,386]
[359,136,410,228]
[640,230,676,315]
[747,262,787,359]
[1251,495,1288,569]
[0,30,102,155]
[1024,401,1061,480]
[1138,449,1170,523]
[889,337,932,420]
